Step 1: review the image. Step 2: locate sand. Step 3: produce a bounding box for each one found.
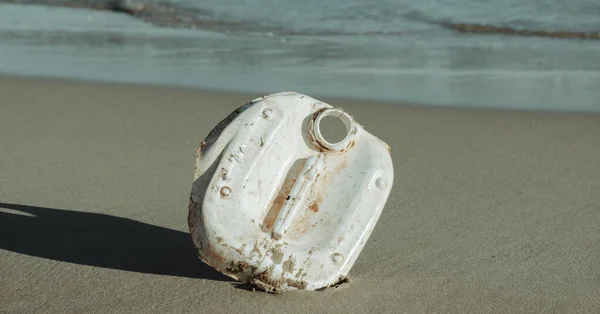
[1,75,599,313]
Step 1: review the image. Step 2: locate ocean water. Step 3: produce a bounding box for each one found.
[0,0,599,112]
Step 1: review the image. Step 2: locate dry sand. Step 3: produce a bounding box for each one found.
[1,75,599,313]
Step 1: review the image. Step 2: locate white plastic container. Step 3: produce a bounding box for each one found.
[188,92,393,292]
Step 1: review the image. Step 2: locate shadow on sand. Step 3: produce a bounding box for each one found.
[0,202,230,281]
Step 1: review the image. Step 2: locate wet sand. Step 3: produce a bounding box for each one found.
[1,75,599,313]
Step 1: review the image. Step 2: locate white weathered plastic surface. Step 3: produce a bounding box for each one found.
[188,92,393,292]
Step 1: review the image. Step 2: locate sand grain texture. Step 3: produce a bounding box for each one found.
[1,76,599,313]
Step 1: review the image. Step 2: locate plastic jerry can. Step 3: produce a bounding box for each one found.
[188,92,393,292]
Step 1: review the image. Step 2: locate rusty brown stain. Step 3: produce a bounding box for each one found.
[291,212,311,235]
[262,199,281,230]
[347,140,356,150]
[232,246,244,255]
[265,192,287,226]
[187,198,201,227]
[202,244,226,265]
[216,236,246,256]
[226,261,256,275]
[285,175,325,236]
[262,164,301,232]
[307,108,356,152]
[334,157,348,174]
[307,110,328,152]
[187,198,207,248]
[200,140,207,150]
[308,200,319,213]
[307,126,327,152]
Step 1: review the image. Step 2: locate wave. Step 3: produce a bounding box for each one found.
[400,9,600,40]
[439,22,600,40]
[2,0,600,40]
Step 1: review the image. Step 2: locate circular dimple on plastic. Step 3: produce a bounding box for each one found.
[262,108,273,119]
[375,177,387,189]
[332,253,344,264]
[220,186,232,198]
[311,108,355,152]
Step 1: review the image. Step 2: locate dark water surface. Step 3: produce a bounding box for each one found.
[1,0,599,111]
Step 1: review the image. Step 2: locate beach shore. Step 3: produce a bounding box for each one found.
[1,75,599,313]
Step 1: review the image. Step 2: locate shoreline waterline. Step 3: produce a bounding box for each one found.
[1,2,600,113]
